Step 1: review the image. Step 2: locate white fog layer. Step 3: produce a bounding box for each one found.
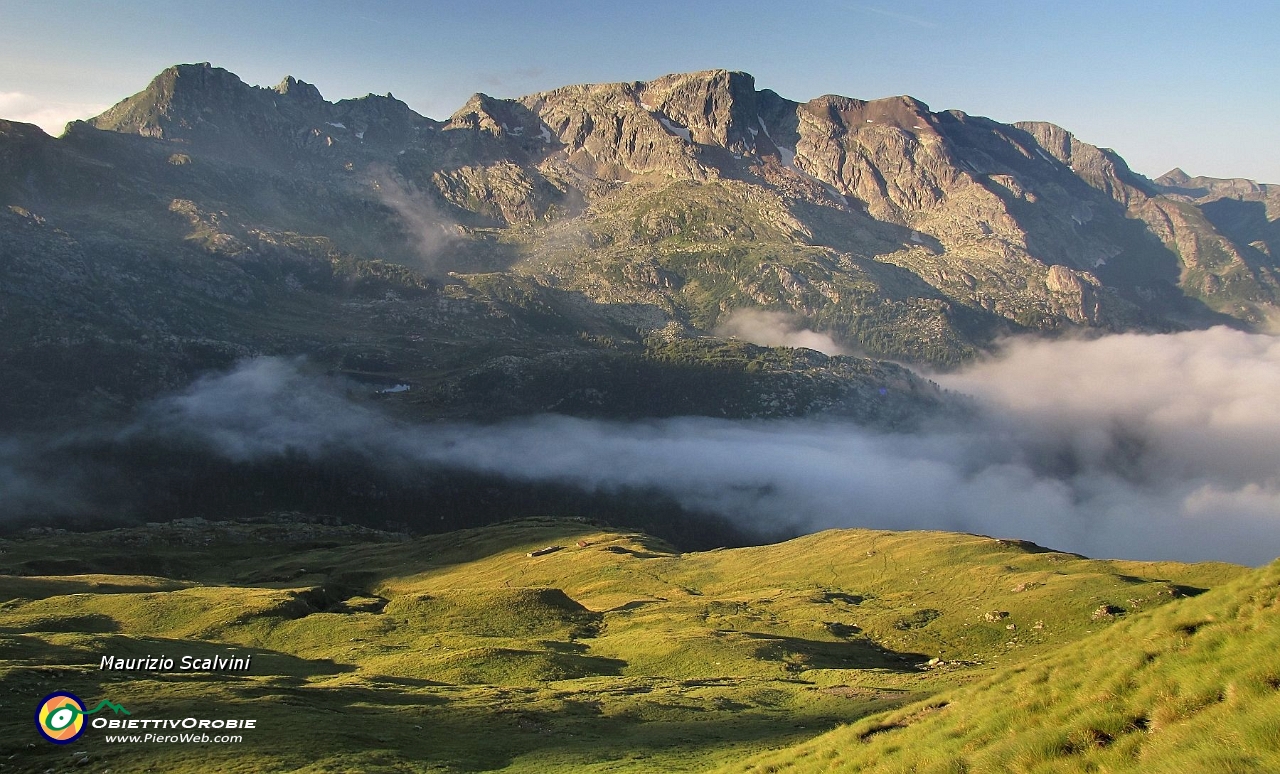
[3,328,1278,565]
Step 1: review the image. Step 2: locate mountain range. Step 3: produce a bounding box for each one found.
[3,63,1277,430]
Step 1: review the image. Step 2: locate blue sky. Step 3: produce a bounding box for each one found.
[1,0,1276,182]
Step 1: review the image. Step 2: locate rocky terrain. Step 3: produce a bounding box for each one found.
[2,64,1277,431]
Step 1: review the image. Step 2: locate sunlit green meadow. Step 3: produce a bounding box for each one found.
[0,517,1259,772]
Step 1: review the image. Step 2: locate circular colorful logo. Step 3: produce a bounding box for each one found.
[35,692,86,744]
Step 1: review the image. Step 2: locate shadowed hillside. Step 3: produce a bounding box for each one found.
[0,517,1250,772]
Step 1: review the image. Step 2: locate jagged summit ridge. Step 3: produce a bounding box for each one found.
[275,74,324,103]
[0,60,1276,427]
[88,62,433,150]
[61,64,1280,338]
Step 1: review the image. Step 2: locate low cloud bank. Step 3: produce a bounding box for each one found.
[4,328,1279,565]
[0,92,109,136]
[715,309,848,356]
[925,327,1280,564]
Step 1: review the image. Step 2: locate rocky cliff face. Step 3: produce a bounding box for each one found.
[1,64,1276,425]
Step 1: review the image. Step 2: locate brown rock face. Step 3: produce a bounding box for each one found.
[789,95,959,223]
[518,81,707,180]
[7,64,1277,373]
[1045,264,1084,295]
[638,70,761,152]
[1016,121,1154,207]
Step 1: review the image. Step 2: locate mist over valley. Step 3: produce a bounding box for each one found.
[2,326,1277,564]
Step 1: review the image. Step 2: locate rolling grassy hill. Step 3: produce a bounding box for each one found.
[720,559,1280,774]
[0,516,1254,772]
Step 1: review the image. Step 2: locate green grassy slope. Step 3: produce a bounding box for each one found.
[0,518,1252,772]
[720,559,1280,774]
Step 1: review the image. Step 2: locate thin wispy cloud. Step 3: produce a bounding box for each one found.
[715,309,850,356]
[834,2,937,29]
[366,166,460,274]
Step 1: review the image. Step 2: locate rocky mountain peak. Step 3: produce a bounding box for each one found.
[1016,120,1074,165]
[638,69,760,152]
[90,62,256,138]
[802,93,933,132]
[85,62,436,157]
[275,75,325,104]
[152,62,252,103]
[448,93,514,132]
[1153,169,1271,199]
[335,92,426,130]
[1156,168,1191,186]
[1016,120,1155,205]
